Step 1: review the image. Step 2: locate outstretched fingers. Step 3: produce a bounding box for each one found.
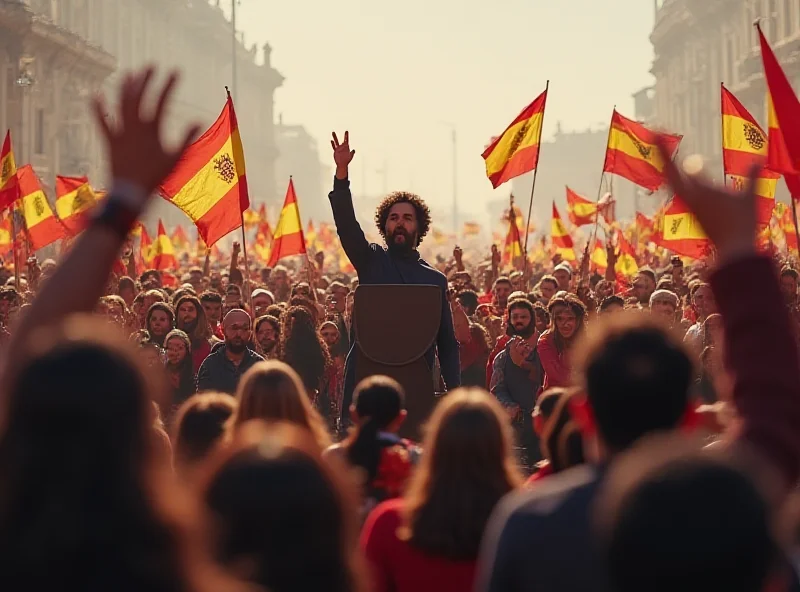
[332,132,340,147]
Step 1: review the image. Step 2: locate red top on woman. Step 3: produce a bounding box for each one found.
[361,498,476,592]
[537,330,571,390]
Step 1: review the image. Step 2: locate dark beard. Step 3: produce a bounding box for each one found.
[179,319,198,335]
[511,322,535,339]
[227,341,246,354]
[387,229,416,257]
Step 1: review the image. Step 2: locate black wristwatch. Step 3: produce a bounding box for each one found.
[93,197,139,238]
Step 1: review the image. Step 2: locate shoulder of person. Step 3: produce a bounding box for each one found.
[210,341,225,354]
[494,464,601,529]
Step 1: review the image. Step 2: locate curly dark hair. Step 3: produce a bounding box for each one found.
[277,306,331,395]
[547,294,587,354]
[374,191,431,247]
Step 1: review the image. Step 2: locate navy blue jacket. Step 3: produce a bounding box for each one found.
[196,343,264,394]
[329,177,460,424]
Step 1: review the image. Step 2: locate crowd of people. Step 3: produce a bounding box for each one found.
[2,66,800,592]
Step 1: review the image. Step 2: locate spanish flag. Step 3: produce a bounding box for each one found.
[0,216,12,255]
[159,91,249,247]
[170,224,191,253]
[318,221,335,247]
[590,239,607,275]
[662,196,711,259]
[614,230,639,277]
[243,205,262,228]
[551,203,576,263]
[482,88,548,189]
[306,220,318,251]
[767,94,800,200]
[502,213,523,267]
[254,221,272,262]
[565,187,597,227]
[463,221,482,236]
[268,178,306,267]
[15,165,66,251]
[603,110,682,191]
[139,224,154,272]
[150,220,177,271]
[721,85,779,226]
[55,175,98,235]
[0,131,17,209]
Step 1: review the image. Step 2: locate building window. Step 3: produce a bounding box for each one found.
[34,109,45,155]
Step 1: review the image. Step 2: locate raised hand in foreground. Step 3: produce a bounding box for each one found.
[331,131,355,180]
[656,137,760,264]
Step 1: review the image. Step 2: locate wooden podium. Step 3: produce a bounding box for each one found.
[353,284,442,439]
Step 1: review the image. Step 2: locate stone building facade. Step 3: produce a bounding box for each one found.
[649,0,800,174]
[0,0,284,227]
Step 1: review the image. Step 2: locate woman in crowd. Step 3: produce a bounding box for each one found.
[171,392,237,483]
[537,294,587,390]
[228,360,332,450]
[326,376,420,518]
[146,302,176,348]
[0,318,233,592]
[164,329,196,409]
[203,422,366,592]
[277,305,335,420]
[527,387,585,484]
[360,388,522,592]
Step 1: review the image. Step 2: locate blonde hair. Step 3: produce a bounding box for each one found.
[229,360,332,449]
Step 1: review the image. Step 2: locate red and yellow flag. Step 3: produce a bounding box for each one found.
[139,224,154,272]
[463,221,481,236]
[305,220,318,251]
[662,196,711,259]
[0,216,12,255]
[150,220,177,271]
[502,213,523,267]
[268,178,306,267]
[603,110,682,191]
[159,91,249,247]
[15,165,66,251]
[767,93,800,200]
[243,206,262,228]
[318,221,335,247]
[565,187,597,227]
[590,239,607,275]
[551,203,576,263]
[170,224,191,253]
[482,88,548,189]
[0,131,17,210]
[721,85,779,226]
[55,175,98,235]
[775,202,798,255]
[614,230,639,277]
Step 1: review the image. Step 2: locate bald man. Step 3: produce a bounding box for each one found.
[196,308,264,394]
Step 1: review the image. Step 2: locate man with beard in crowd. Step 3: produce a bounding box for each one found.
[174,294,214,373]
[489,298,544,467]
[684,283,717,353]
[328,131,460,428]
[254,314,280,359]
[196,309,263,394]
[632,268,657,307]
[200,291,223,338]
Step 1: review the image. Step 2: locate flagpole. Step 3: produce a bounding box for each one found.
[720,82,727,187]
[589,106,616,269]
[522,80,549,279]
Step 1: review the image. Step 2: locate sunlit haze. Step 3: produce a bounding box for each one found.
[231,0,655,225]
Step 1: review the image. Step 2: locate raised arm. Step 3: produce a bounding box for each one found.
[4,68,199,371]
[328,131,371,272]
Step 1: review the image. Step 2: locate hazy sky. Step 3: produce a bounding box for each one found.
[231,0,656,222]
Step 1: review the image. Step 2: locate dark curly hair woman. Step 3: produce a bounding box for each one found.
[537,294,587,391]
[277,306,335,421]
[374,191,432,252]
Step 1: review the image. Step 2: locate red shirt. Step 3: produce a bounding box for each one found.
[361,499,476,592]
[537,330,571,390]
[191,339,211,375]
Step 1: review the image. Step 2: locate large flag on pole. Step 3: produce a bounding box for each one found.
[603,110,682,191]
[720,85,778,226]
[758,23,800,176]
[0,131,17,210]
[501,211,523,266]
[482,88,548,189]
[15,165,66,251]
[551,202,576,263]
[55,175,98,235]
[766,94,800,199]
[565,187,597,226]
[268,178,306,267]
[590,239,607,275]
[159,90,249,247]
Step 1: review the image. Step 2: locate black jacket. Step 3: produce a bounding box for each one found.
[196,343,264,394]
[329,177,461,424]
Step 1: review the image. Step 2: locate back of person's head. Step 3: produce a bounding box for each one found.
[346,376,406,482]
[598,439,777,592]
[574,313,693,453]
[203,421,365,592]
[401,388,522,560]
[172,392,237,473]
[534,388,584,473]
[231,360,330,449]
[0,316,220,591]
